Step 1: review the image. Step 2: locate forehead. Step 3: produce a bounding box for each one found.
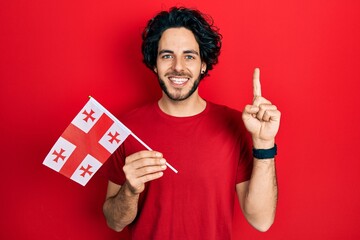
[158,27,200,52]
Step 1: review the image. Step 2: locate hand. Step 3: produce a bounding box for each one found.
[122,150,167,195]
[242,68,281,149]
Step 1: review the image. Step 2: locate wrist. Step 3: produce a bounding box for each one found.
[252,138,275,149]
[122,182,140,198]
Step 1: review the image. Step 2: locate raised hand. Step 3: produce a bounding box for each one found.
[242,68,281,149]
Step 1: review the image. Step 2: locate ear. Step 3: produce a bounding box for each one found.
[201,62,207,74]
[154,67,158,73]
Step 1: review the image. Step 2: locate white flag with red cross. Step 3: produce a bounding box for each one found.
[43,97,131,186]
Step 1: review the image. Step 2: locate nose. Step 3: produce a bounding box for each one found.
[172,57,185,72]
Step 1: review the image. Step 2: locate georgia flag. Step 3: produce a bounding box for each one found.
[43,97,131,186]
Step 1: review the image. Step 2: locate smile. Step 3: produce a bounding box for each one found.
[169,77,189,85]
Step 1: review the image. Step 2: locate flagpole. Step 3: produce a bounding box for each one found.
[130,132,178,174]
[89,96,178,174]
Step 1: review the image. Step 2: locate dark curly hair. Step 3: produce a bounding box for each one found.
[142,7,222,79]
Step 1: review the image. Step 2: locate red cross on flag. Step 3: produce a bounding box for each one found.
[43,97,131,186]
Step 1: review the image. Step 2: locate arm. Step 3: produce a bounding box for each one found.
[103,181,138,232]
[103,150,167,232]
[236,159,277,232]
[237,68,280,232]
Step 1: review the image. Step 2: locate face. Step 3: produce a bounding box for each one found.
[154,27,206,101]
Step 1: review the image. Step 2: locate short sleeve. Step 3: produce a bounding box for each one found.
[104,144,126,185]
[236,122,253,183]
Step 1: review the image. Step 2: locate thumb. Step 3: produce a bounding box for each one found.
[242,105,259,119]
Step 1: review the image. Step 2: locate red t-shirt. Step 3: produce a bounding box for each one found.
[106,101,253,239]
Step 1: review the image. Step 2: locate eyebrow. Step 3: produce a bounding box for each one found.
[158,49,200,56]
[184,50,199,55]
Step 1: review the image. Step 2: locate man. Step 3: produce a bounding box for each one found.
[103,6,280,239]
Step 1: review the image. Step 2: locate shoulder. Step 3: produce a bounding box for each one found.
[206,101,247,133]
[116,102,158,130]
[207,101,242,119]
[120,102,157,120]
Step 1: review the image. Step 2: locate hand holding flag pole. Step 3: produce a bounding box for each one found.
[90,97,178,174]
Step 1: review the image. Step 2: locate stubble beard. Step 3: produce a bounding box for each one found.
[158,71,201,101]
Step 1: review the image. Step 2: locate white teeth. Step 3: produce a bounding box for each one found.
[169,77,188,84]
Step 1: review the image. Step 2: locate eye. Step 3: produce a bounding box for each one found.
[161,54,173,59]
[185,55,195,60]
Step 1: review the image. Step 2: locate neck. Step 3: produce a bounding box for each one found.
[158,93,206,117]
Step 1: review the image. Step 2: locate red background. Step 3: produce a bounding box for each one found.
[1,0,360,239]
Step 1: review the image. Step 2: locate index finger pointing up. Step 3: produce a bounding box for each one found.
[253,68,262,98]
